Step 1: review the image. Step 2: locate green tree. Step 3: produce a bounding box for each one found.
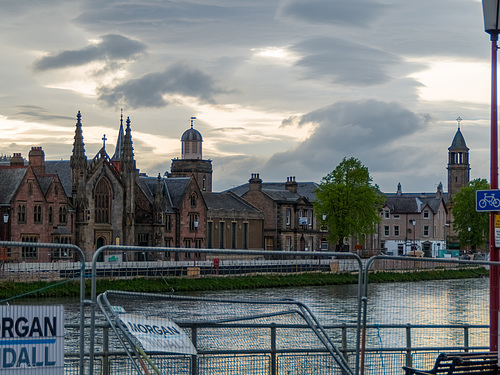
[314,157,385,250]
[452,178,490,250]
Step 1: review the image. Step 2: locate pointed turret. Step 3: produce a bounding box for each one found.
[70,111,87,196]
[70,111,86,169]
[112,113,125,162]
[122,116,135,172]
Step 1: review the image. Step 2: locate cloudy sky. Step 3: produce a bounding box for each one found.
[0,0,493,193]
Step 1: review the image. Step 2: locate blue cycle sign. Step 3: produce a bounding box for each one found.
[476,190,500,211]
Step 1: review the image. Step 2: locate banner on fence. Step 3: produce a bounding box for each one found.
[119,314,197,355]
[0,305,64,374]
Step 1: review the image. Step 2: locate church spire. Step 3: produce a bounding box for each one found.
[112,111,125,161]
[122,116,135,172]
[70,111,86,168]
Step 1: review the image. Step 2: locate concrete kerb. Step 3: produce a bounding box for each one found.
[88,245,364,375]
[0,241,86,375]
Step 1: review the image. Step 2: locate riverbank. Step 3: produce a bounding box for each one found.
[0,267,488,300]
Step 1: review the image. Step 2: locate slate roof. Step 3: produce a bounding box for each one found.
[228,182,318,202]
[37,176,54,196]
[45,161,72,197]
[164,177,191,208]
[449,129,468,150]
[203,192,261,213]
[384,192,446,214]
[0,168,26,205]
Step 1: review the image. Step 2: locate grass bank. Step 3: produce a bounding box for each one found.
[0,267,489,300]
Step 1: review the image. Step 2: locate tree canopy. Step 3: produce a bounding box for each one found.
[452,178,490,250]
[313,157,385,249]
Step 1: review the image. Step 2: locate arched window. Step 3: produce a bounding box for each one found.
[190,192,197,207]
[95,178,111,224]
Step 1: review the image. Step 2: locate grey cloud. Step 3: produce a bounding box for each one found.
[33,34,146,71]
[278,0,388,27]
[11,105,74,123]
[97,62,224,108]
[275,100,430,173]
[291,37,401,85]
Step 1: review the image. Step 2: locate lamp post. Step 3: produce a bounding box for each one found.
[482,0,500,351]
[409,219,416,253]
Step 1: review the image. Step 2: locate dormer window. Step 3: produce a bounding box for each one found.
[423,210,429,219]
[383,211,390,219]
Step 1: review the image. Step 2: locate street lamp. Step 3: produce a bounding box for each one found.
[409,219,416,253]
[482,0,500,351]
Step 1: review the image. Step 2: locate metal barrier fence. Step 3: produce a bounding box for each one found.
[89,246,365,375]
[0,241,87,375]
[0,242,497,374]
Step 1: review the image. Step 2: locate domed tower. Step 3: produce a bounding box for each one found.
[447,117,470,201]
[170,117,213,192]
[181,118,203,160]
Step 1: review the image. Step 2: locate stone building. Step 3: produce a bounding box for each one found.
[379,122,470,255]
[229,174,326,251]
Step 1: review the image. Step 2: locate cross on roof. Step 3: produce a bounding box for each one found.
[456,116,462,130]
[190,116,196,129]
[102,134,107,148]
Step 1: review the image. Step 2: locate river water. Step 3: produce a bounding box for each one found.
[15,277,489,374]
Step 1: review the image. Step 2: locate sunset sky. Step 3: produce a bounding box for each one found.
[0,0,492,192]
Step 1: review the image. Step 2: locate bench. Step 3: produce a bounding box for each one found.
[403,351,498,374]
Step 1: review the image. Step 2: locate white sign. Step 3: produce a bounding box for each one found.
[0,305,64,374]
[119,314,196,355]
[496,228,500,248]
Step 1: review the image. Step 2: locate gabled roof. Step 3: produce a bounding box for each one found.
[45,160,72,198]
[164,177,191,208]
[0,168,26,204]
[37,176,54,196]
[384,192,447,214]
[228,182,318,202]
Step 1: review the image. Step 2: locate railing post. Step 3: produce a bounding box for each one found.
[271,323,277,375]
[103,325,110,375]
[464,324,470,352]
[191,325,198,375]
[341,323,348,361]
[406,324,412,368]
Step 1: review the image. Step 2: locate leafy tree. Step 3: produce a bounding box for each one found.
[314,157,385,250]
[452,178,490,250]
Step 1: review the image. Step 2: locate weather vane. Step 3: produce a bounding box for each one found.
[190,117,196,129]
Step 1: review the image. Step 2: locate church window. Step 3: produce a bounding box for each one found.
[28,180,33,195]
[34,205,42,224]
[219,222,225,249]
[59,206,67,224]
[165,215,171,232]
[189,213,199,231]
[231,222,237,249]
[54,184,58,196]
[53,236,72,259]
[202,176,207,191]
[138,233,149,246]
[95,178,111,224]
[190,192,197,207]
[207,221,213,249]
[48,206,53,224]
[21,235,38,259]
[18,205,26,224]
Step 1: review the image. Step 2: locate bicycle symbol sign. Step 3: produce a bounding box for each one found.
[476,190,500,211]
